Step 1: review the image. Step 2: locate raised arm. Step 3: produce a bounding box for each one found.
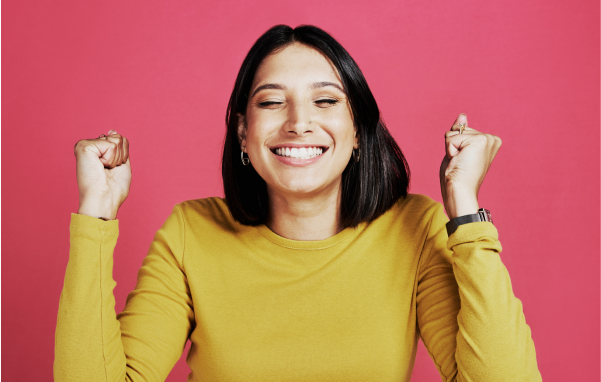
[55,131,194,380]
[416,112,541,379]
[54,204,194,381]
[416,202,541,381]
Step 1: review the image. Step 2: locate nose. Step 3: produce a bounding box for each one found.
[285,101,314,136]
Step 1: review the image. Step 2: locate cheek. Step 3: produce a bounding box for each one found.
[325,105,355,134]
[330,115,356,144]
[245,113,279,144]
[244,120,265,147]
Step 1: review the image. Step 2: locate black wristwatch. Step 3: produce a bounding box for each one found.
[446,208,493,236]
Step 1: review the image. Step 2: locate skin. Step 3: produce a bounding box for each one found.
[237,43,358,240]
[440,113,502,220]
[74,43,502,242]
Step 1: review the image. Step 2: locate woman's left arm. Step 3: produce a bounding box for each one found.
[416,114,542,381]
[417,202,541,381]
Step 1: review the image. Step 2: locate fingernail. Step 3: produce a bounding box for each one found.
[459,113,467,117]
[109,129,116,134]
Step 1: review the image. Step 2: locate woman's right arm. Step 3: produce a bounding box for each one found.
[54,132,194,381]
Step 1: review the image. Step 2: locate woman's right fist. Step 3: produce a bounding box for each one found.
[74,130,131,220]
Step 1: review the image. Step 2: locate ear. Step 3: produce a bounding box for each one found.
[353,127,360,149]
[236,113,247,150]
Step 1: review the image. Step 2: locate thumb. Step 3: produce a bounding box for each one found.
[79,139,119,168]
[97,140,120,168]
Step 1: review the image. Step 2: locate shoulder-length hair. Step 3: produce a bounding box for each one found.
[222,24,410,228]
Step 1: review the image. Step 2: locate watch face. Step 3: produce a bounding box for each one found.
[478,208,493,223]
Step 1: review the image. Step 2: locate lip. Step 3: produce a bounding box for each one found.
[269,143,329,149]
[271,149,326,167]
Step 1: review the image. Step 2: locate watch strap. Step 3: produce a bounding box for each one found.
[446,208,492,236]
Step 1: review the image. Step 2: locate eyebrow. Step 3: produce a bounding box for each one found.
[311,81,344,93]
[250,81,345,98]
[250,83,286,98]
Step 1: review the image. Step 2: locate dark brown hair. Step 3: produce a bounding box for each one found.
[222,24,410,227]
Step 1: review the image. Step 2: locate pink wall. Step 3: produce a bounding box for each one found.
[2,0,599,380]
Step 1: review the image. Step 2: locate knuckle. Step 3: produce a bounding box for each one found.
[475,134,488,144]
[74,139,87,152]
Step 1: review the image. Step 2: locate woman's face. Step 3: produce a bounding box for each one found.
[239,43,358,198]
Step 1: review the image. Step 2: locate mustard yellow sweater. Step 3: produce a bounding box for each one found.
[54,194,541,381]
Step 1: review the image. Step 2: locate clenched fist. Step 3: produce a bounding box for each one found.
[439,114,502,220]
[74,130,131,220]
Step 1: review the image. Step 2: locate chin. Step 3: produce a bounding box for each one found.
[271,174,340,197]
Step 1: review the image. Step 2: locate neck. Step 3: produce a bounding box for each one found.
[265,184,343,241]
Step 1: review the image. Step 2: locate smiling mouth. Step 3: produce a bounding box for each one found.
[271,146,329,159]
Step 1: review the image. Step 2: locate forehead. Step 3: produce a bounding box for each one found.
[252,43,342,87]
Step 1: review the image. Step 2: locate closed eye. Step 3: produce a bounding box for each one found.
[258,99,338,108]
[315,99,338,106]
[259,101,283,108]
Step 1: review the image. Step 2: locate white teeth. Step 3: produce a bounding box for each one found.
[274,146,325,158]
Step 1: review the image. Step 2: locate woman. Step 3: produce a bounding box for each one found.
[55,25,541,381]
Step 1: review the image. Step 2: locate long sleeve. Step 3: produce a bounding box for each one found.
[54,205,195,381]
[416,202,541,381]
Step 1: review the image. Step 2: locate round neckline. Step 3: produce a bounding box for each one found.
[256,223,364,251]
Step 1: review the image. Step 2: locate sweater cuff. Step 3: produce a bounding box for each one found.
[70,213,119,239]
[447,221,500,251]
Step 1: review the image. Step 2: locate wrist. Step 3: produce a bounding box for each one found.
[446,208,493,236]
[444,187,479,220]
[78,200,119,220]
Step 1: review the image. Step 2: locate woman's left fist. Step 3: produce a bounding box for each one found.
[439,113,502,220]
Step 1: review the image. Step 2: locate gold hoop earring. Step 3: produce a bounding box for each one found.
[241,146,250,166]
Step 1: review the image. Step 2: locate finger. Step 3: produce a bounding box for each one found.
[446,132,499,159]
[107,130,122,166]
[93,137,118,168]
[74,137,117,167]
[445,132,475,158]
[486,134,503,159]
[122,136,130,164]
[105,131,123,167]
[445,130,479,138]
[116,131,125,165]
[450,113,468,129]
[86,139,118,168]
[450,113,474,133]
[445,136,460,158]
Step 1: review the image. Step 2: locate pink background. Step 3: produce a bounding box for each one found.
[2,0,599,381]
